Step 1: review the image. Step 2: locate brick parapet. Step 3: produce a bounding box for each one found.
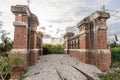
[77,11,110,28]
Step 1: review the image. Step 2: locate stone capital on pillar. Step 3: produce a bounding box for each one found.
[63,32,74,39]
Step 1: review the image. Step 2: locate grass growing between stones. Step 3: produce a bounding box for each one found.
[99,70,120,80]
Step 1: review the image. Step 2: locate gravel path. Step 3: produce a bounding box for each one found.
[24,54,101,80]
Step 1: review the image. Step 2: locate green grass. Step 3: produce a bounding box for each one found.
[99,71,120,80]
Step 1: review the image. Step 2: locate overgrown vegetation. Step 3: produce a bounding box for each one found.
[42,44,64,55]
[0,35,13,57]
[110,41,120,48]
[111,48,120,62]
[0,53,25,80]
[99,71,120,80]
[0,35,25,80]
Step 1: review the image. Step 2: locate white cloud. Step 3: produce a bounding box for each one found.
[0,0,119,43]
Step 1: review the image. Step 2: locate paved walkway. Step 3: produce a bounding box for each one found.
[24,54,101,80]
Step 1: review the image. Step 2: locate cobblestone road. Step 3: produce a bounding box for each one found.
[25,54,101,80]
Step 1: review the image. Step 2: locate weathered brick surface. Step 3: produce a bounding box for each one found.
[30,31,36,49]
[9,53,27,79]
[85,51,111,71]
[13,26,27,49]
[28,50,38,66]
[11,5,42,79]
[69,51,86,63]
[64,11,111,71]
[10,68,25,79]
[64,50,68,54]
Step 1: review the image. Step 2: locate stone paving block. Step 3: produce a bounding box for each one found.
[25,54,101,80]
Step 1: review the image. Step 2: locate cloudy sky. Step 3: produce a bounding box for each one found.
[0,0,120,43]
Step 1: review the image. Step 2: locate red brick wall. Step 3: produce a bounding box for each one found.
[69,50,86,62]
[13,26,27,49]
[28,50,38,66]
[30,31,36,49]
[98,30,108,49]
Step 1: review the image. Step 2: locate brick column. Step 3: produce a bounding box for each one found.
[28,14,39,66]
[77,11,111,71]
[90,11,111,71]
[63,32,74,54]
[78,17,90,49]
[69,11,111,71]
[11,5,30,79]
[77,17,90,62]
[37,31,43,56]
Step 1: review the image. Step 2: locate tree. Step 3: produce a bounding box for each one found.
[42,44,64,55]
[0,35,13,56]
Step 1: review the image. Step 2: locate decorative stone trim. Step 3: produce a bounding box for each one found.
[11,49,28,53]
[13,21,27,26]
[79,30,89,35]
[29,49,40,52]
[65,49,111,53]
[64,39,68,41]
[11,5,31,16]
[64,49,68,51]
[93,26,107,31]
[12,49,43,53]
[30,28,37,33]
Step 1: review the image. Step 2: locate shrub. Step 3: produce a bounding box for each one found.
[111,48,120,62]
[0,35,13,57]
[42,44,64,55]
[0,52,25,80]
[99,71,120,80]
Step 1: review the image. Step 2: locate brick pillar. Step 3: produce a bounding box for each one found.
[91,11,111,71]
[78,18,90,49]
[37,31,43,56]
[77,17,90,62]
[64,32,74,54]
[28,14,39,66]
[76,11,111,71]
[11,5,30,79]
